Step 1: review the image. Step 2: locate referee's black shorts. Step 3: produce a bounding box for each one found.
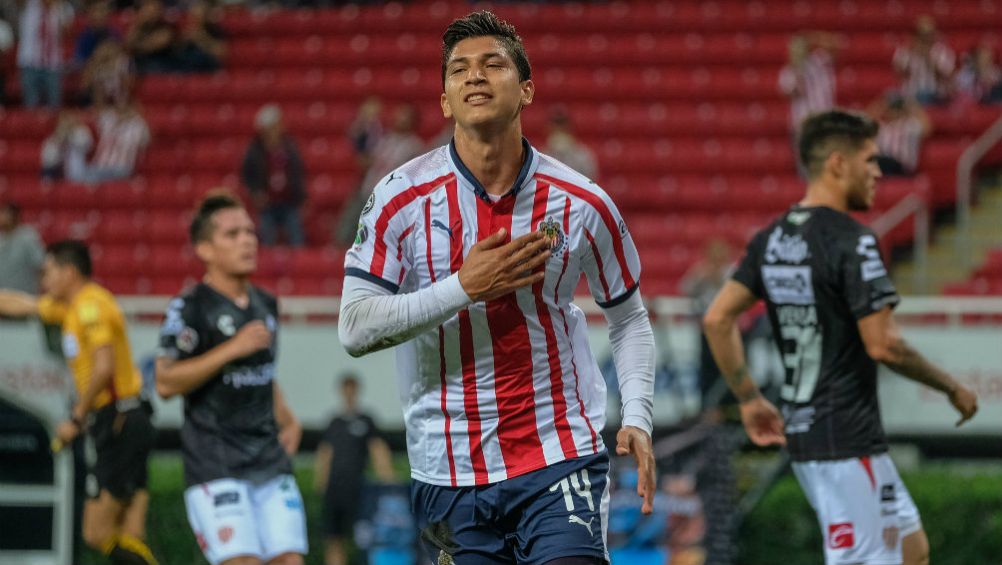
[88,398,155,502]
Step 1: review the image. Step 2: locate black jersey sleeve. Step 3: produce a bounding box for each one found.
[157,294,203,361]
[841,228,900,319]
[732,230,765,297]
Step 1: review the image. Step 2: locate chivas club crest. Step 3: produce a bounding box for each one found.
[538,217,565,254]
[437,550,455,565]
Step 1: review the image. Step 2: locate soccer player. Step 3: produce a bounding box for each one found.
[313,373,396,565]
[0,240,158,565]
[702,110,978,565]
[155,193,306,565]
[338,11,656,565]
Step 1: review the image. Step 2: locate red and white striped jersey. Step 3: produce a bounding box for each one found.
[344,139,642,487]
[778,49,836,131]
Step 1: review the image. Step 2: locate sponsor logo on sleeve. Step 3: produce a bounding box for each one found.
[828,522,855,549]
[213,491,240,507]
[765,226,810,264]
[762,266,815,305]
[354,223,368,247]
[882,526,900,549]
[177,327,199,353]
[881,484,896,502]
[218,526,234,544]
[61,334,80,360]
[360,192,375,217]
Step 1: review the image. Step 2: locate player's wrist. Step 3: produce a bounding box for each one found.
[736,387,763,404]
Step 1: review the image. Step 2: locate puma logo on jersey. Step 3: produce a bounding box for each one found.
[568,514,594,535]
[431,219,454,238]
[386,172,402,185]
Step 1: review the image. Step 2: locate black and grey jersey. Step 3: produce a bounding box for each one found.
[158,283,292,486]
[733,206,900,462]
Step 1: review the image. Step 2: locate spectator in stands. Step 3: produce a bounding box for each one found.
[544,108,598,179]
[78,101,151,183]
[80,39,135,108]
[868,93,932,177]
[40,109,94,181]
[17,0,74,110]
[893,15,956,105]
[126,0,179,74]
[73,0,120,68]
[314,374,395,565]
[0,15,13,106]
[954,41,1002,105]
[336,103,423,246]
[347,95,384,175]
[241,104,307,247]
[778,32,841,138]
[175,0,226,73]
[0,201,45,295]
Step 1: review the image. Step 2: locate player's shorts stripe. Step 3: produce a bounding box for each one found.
[476,196,546,477]
[447,180,488,484]
[370,173,453,279]
[425,198,457,486]
[344,268,399,293]
[859,456,876,490]
[536,173,637,289]
[396,224,414,285]
[531,182,578,460]
[585,228,612,301]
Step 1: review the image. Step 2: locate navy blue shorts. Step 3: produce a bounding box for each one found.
[411,451,610,565]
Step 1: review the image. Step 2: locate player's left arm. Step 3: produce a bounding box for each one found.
[273,382,302,455]
[367,436,396,483]
[858,308,978,426]
[57,306,118,445]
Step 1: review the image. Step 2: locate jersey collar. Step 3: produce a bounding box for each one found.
[448,137,538,203]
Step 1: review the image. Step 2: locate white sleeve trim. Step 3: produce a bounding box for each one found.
[338,273,472,357]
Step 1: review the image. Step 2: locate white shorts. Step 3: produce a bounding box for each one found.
[184,474,308,565]
[793,453,922,565]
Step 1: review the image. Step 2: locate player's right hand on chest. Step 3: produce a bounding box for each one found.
[459,228,551,302]
[228,320,272,358]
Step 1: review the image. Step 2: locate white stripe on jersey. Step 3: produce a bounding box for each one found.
[877,117,923,172]
[779,50,836,129]
[893,43,955,98]
[344,140,640,486]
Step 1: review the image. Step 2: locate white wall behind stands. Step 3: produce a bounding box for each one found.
[1,297,1000,437]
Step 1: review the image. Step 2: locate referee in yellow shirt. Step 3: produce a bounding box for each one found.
[0,240,158,565]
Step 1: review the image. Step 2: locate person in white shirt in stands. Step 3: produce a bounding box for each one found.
[867,93,931,177]
[893,16,956,105]
[17,0,73,110]
[75,101,151,184]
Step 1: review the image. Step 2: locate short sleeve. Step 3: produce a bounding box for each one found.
[77,299,115,348]
[157,296,201,360]
[37,295,68,325]
[343,172,417,293]
[842,230,900,320]
[577,187,642,308]
[732,232,765,298]
[363,415,380,442]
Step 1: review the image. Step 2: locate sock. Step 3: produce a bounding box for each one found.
[101,533,159,565]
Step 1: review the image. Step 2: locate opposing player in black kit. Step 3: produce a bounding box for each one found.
[155,192,307,565]
[703,110,977,565]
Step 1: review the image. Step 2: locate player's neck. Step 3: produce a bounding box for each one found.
[63,278,89,304]
[203,271,250,305]
[453,124,525,197]
[801,180,849,213]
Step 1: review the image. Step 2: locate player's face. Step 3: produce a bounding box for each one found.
[200,208,258,277]
[846,139,882,211]
[41,256,73,301]
[441,36,534,131]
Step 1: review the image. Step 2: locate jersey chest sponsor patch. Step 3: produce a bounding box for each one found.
[762,265,815,305]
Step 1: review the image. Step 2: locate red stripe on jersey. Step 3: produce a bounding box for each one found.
[476,196,546,477]
[396,224,414,285]
[425,199,457,486]
[585,229,612,301]
[537,173,637,289]
[446,180,489,484]
[557,197,598,452]
[370,173,454,279]
[859,456,876,490]
[531,183,577,460]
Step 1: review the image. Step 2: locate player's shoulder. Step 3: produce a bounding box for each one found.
[166,283,210,315]
[249,284,278,310]
[370,145,452,202]
[76,283,121,318]
[535,152,606,197]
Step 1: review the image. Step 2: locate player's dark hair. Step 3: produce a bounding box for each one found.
[799,110,879,178]
[442,10,531,85]
[190,191,243,244]
[46,240,92,278]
